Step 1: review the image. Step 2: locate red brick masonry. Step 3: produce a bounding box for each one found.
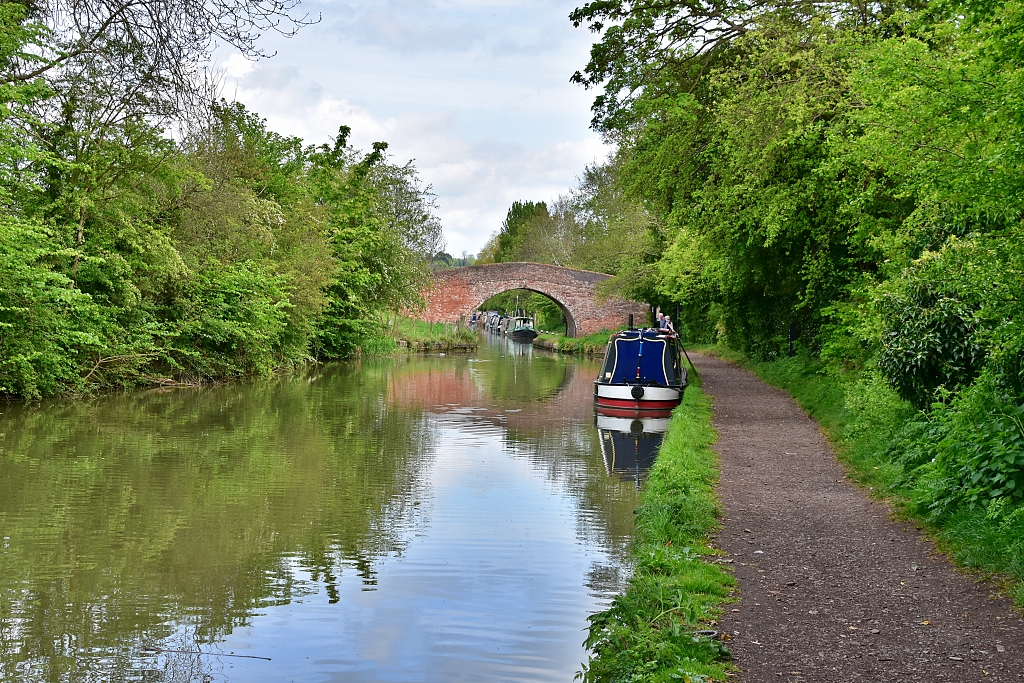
[418,262,650,337]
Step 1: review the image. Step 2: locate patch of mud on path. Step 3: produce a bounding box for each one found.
[694,354,1024,682]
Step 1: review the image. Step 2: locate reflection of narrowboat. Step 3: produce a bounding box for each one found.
[595,412,670,484]
[507,316,538,342]
[594,329,686,414]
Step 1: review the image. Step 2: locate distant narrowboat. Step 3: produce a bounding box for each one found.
[506,316,538,342]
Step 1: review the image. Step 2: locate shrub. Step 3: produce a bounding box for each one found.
[0,220,102,397]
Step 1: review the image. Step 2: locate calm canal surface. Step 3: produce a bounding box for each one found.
[0,336,665,682]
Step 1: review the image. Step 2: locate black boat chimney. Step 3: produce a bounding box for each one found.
[628,314,634,329]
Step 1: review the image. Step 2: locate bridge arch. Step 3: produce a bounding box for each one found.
[419,263,649,337]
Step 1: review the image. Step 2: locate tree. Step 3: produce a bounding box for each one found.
[495,200,548,262]
[2,0,313,116]
[569,0,899,131]
[1,1,449,398]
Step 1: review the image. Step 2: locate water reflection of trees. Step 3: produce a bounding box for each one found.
[0,363,433,681]
[0,348,647,680]
[384,343,572,409]
[472,341,571,403]
[386,347,640,598]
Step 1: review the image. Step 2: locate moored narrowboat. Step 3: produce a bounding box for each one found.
[507,316,538,341]
[593,328,686,414]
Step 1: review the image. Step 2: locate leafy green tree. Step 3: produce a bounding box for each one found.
[303,131,442,358]
[568,0,882,130]
[494,200,549,262]
[0,219,101,397]
[566,0,1024,529]
[480,158,657,301]
[605,16,873,354]
[0,11,443,398]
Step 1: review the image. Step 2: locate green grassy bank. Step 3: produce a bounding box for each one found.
[702,347,1024,608]
[534,330,613,355]
[388,317,478,352]
[318,318,478,358]
[579,382,735,683]
[246,315,478,363]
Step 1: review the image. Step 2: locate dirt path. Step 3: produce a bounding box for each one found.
[693,354,1024,682]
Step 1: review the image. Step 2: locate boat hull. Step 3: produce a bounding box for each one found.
[509,329,538,341]
[593,382,682,414]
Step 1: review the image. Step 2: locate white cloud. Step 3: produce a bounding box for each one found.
[214,0,611,255]
[222,53,255,79]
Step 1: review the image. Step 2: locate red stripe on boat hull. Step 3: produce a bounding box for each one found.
[594,396,681,411]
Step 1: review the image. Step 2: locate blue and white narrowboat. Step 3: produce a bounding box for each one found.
[593,329,686,415]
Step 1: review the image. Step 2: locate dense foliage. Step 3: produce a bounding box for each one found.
[568,0,1024,675]
[568,0,1024,515]
[0,2,442,398]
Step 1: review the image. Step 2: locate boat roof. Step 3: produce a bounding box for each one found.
[611,329,671,340]
[600,329,681,387]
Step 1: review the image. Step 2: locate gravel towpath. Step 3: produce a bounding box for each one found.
[693,353,1024,682]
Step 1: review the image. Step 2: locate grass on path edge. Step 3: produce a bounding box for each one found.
[579,381,735,683]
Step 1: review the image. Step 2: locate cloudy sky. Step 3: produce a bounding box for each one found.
[216,0,609,256]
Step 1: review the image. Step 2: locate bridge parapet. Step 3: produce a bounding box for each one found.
[419,262,649,337]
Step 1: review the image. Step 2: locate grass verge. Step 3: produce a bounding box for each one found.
[579,381,736,683]
[535,330,614,355]
[390,317,478,350]
[699,345,1024,608]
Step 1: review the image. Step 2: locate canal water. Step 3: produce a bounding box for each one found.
[0,336,667,682]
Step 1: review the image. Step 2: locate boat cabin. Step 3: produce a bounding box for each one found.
[507,316,538,341]
[596,329,685,389]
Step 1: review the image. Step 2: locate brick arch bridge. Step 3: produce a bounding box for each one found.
[419,262,649,337]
